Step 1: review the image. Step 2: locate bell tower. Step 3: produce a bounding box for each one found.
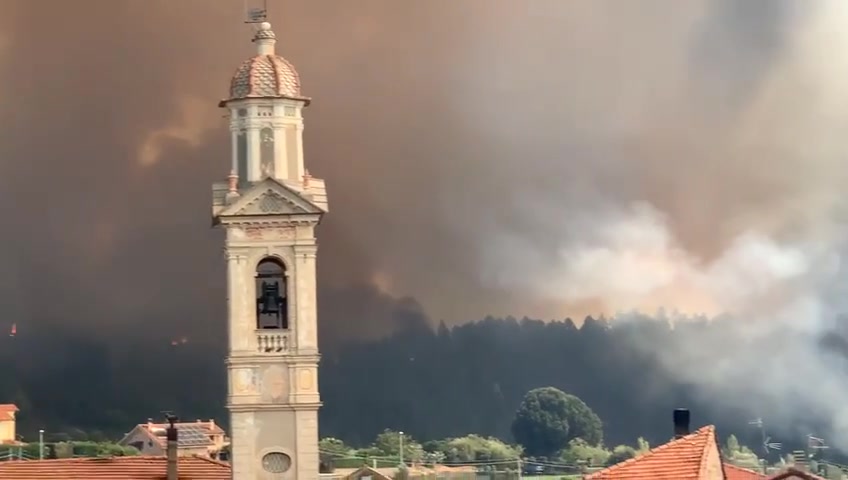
[212,21,328,480]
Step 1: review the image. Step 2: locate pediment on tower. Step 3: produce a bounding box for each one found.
[217,177,326,218]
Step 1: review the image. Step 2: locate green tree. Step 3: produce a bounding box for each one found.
[607,444,637,465]
[635,437,650,454]
[319,437,350,472]
[511,387,603,457]
[722,434,760,469]
[373,429,424,464]
[559,438,610,467]
[563,394,604,445]
[724,434,740,456]
[434,434,521,463]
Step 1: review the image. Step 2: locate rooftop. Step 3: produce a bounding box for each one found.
[584,425,768,480]
[725,463,766,480]
[223,22,310,106]
[0,404,18,421]
[0,455,231,480]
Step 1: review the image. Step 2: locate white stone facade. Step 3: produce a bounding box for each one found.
[213,21,326,480]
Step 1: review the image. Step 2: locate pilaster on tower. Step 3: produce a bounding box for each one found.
[212,21,327,480]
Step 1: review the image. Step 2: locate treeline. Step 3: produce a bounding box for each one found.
[0,312,839,461]
[0,441,138,461]
[317,386,765,475]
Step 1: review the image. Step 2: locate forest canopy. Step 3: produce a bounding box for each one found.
[2,312,844,459]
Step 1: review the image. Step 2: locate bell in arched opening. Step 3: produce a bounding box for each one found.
[255,258,288,329]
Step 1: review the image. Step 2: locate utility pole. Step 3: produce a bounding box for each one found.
[517,458,523,479]
[399,431,404,466]
[38,430,44,460]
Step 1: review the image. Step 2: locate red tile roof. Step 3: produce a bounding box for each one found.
[0,454,231,480]
[120,421,226,450]
[767,468,827,480]
[584,426,718,479]
[724,463,766,480]
[0,404,19,421]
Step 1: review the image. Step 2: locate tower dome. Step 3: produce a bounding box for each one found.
[221,22,310,106]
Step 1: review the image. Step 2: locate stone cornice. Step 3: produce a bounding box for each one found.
[215,214,322,228]
[227,403,322,413]
[292,245,319,256]
[226,353,321,366]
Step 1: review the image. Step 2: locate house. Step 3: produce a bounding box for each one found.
[0,455,231,480]
[0,404,19,444]
[585,409,829,480]
[337,465,393,480]
[0,416,232,480]
[328,464,477,479]
[118,419,229,460]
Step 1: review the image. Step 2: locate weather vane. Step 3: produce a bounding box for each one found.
[244,0,269,23]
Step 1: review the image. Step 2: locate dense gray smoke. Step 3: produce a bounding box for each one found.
[2,0,848,447]
[472,0,848,448]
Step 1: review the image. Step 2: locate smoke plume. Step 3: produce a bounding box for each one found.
[3,0,848,447]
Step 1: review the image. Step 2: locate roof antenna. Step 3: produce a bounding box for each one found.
[244,0,269,24]
[162,410,179,426]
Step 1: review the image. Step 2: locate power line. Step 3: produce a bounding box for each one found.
[319,449,594,469]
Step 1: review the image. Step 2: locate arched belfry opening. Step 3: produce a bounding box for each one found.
[255,257,288,329]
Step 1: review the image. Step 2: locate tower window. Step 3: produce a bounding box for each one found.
[261,452,292,474]
[255,258,288,330]
[260,127,275,178]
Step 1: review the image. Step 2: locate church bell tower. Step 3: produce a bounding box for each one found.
[212,21,328,480]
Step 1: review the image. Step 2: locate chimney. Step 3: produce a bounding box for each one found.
[166,415,179,480]
[673,408,690,438]
[791,451,809,472]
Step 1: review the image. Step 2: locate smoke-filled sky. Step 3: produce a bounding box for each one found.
[4,0,848,442]
[0,1,844,324]
[0,0,845,325]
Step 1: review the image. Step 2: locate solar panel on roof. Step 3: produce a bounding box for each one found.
[176,424,213,446]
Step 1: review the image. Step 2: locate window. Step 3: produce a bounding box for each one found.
[255,258,288,329]
[262,452,292,473]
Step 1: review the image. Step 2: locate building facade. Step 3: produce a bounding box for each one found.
[0,404,18,444]
[118,420,229,459]
[213,21,328,480]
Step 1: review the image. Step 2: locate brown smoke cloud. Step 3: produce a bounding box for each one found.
[0,0,847,343]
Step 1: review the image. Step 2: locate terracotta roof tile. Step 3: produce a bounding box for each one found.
[135,421,225,449]
[767,468,827,480]
[584,426,717,479]
[228,54,307,102]
[724,463,766,480]
[0,454,231,480]
[0,404,19,421]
